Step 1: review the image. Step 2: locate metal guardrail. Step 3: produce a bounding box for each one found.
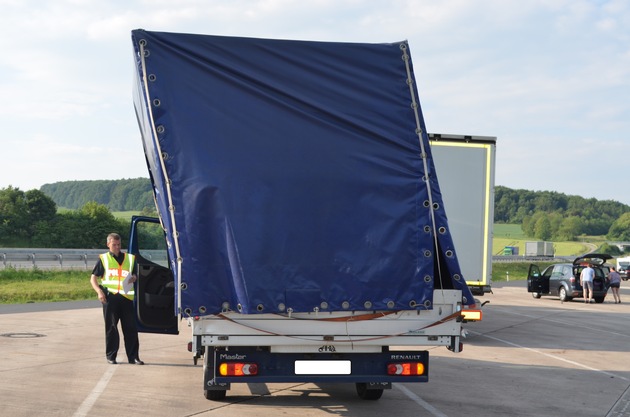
[0,249,167,270]
[492,255,574,263]
[0,250,576,270]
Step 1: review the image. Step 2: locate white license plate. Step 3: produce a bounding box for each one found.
[294,360,351,375]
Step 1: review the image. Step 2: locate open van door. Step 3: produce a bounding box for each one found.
[129,216,178,335]
[527,264,548,296]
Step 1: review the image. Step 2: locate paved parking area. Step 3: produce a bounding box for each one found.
[1,281,629,417]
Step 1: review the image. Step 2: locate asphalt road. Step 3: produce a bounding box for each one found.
[1,281,629,417]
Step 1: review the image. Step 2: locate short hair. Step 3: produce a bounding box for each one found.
[107,233,121,244]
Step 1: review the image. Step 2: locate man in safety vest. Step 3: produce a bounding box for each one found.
[90,233,144,365]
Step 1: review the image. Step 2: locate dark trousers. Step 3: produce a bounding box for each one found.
[103,292,140,361]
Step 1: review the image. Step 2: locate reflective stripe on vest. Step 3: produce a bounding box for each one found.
[100,252,136,300]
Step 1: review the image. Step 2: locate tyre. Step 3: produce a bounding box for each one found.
[203,346,227,401]
[531,292,542,299]
[558,286,572,302]
[204,389,227,401]
[356,383,384,400]
[594,297,605,303]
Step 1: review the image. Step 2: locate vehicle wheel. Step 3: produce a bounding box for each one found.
[356,383,384,400]
[204,389,227,401]
[558,286,572,302]
[531,292,542,299]
[594,297,605,303]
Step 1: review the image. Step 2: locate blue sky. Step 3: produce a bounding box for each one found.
[1,1,629,204]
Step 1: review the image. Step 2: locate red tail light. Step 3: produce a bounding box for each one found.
[219,362,259,376]
[387,362,425,376]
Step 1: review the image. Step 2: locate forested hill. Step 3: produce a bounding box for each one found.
[495,186,629,223]
[495,185,630,239]
[33,180,630,241]
[40,178,153,211]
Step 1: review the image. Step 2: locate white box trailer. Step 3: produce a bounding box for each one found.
[428,134,496,295]
[525,241,554,257]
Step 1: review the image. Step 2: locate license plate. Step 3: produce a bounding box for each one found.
[294,360,351,375]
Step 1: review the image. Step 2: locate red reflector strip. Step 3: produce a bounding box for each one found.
[387,362,425,376]
[219,362,258,376]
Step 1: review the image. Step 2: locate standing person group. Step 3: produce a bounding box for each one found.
[580,263,595,303]
[90,232,144,365]
[608,266,622,304]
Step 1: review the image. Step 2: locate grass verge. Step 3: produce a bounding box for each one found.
[3,261,547,304]
[492,261,555,282]
[0,268,93,304]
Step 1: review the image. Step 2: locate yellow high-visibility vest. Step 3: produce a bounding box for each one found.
[99,252,136,300]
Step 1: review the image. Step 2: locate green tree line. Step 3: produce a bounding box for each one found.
[1,186,122,247]
[40,178,153,211]
[3,182,630,248]
[494,186,630,241]
[0,186,159,248]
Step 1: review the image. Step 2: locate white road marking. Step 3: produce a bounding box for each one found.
[492,306,630,339]
[72,366,117,417]
[396,383,449,417]
[469,329,629,382]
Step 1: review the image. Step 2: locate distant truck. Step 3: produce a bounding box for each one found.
[428,134,496,295]
[129,29,481,401]
[525,241,555,257]
[616,256,630,280]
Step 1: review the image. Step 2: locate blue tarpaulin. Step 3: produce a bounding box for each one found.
[131,30,475,315]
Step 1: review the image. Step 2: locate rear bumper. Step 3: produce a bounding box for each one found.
[205,350,430,386]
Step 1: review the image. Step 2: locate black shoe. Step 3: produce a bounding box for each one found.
[129,358,144,365]
[107,359,117,365]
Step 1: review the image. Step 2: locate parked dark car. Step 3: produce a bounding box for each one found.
[527,254,612,303]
